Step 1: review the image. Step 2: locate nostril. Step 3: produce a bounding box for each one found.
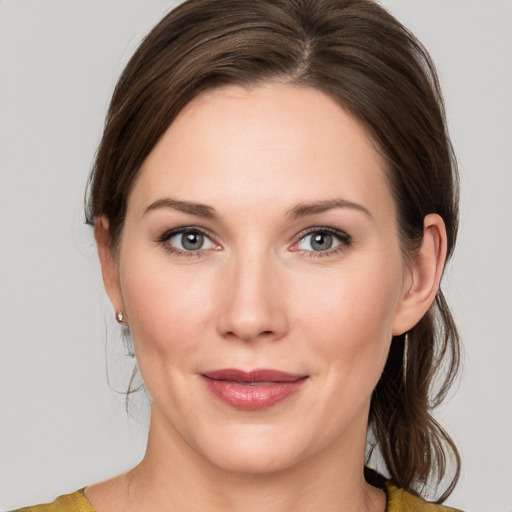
[229,330,273,336]
[222,329,279,342]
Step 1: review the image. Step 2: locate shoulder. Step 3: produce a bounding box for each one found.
[385,481,463,512]
[9,489,96,512]
[8,481,464,512]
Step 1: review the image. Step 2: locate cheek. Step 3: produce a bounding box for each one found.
[301,263,402,339]
[293,256,404,383]
[119,249,217,363]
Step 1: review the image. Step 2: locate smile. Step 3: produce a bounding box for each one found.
[201,369,308,411]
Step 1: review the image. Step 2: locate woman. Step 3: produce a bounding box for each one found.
[14,0,463,510]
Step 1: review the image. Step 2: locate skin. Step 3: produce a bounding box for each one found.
[90,84,447,512]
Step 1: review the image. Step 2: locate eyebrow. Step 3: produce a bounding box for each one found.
[143,197,372,221]
[144,198,219,219]
[286,199,372,220]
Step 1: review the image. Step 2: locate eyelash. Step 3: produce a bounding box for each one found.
[156,226,352,258]
[157,227,218,258]
[293,227,352,258]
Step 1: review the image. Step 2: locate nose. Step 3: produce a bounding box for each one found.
[216,251,289,343]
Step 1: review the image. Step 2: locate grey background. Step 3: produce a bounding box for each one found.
[1,1,511,510]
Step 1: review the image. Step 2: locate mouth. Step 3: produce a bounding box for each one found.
[201,369,308,411]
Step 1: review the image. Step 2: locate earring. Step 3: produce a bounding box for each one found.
[402,332,409,382]
[116,312,126,325]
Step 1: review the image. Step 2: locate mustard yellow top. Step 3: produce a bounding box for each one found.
[10,483,463,512]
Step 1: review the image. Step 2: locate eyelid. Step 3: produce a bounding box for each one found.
[291,226,352,255]
[159,225,216,240]
[156,225,351,258]
[157,226,221,256]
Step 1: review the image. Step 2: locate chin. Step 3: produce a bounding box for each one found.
[210,448,302,475]
[197,424,307,475]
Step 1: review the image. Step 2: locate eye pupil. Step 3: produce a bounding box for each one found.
[182,231,204,250]
[311,233,333,251]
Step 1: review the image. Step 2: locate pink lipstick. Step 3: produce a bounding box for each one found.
[202,369,307,411]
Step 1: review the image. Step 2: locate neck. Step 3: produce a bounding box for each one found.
[124,406,385,512]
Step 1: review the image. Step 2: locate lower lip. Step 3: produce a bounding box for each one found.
[203,377,307,411]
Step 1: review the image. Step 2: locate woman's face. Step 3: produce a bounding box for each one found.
[104,84,415,473]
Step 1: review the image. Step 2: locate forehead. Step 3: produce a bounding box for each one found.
[131,84,394,220]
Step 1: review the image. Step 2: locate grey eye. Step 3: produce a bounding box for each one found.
[181,231,204,250]
[167,230,215,251]
[310,233,333,251]
[298,231,338,252]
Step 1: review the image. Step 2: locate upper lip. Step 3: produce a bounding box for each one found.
[202,369,307,383]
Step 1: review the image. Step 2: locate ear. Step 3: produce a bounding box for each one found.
[94,217,125,317]
[392,213,448,335]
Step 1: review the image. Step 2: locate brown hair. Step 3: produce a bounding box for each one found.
[86,0,460,502]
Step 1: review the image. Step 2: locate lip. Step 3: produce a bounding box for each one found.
[201,369,308,411]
